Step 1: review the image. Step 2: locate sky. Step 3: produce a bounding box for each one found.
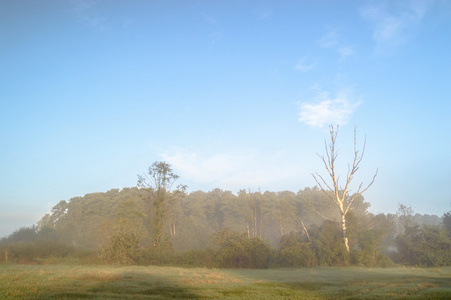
[1,0,450,237]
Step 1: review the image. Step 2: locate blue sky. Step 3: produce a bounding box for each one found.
[1,0,450,237]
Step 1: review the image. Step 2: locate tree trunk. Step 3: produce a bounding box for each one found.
[278,214,284,237]
[340,212,350,252]
[297,214,310,242]
[259,206,262,239]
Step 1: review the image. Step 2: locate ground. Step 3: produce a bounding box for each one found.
[0,264,450,299]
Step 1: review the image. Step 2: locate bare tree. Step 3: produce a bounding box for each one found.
[312,125,377,252]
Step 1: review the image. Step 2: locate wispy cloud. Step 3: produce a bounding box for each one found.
[360,0,432,53]
[295,57,315,72]
[161,150,304,191]
[252,5,274,20]
[318,29,355,60]
[258,11,273,20]
[202,12,217,25]
[69,0,109,31]
[299,87,360,128]
[338,46,355,60]
[318,29,339,48]
[161,152,241,184]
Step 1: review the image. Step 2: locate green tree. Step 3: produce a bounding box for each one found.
[138,161,186,250]
[396,225,451,266]
[312,125,377,252]
[443,211,451,236]
[172,190,212,251]
[4,226,37,243]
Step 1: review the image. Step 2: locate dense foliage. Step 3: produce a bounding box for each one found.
[1,183,448,268]
[395,225,451,267]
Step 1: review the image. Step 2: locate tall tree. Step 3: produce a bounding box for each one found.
[396,204,416,234]
[443,211,451,236]
[137,161,186,250]
[312,125,377,252]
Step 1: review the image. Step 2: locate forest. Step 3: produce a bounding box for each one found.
[1,161,450,268]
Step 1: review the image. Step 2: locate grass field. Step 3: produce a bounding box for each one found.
[0,264,450,299]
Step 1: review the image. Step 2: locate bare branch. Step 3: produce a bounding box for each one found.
[341,126,365,206]
[317,152,333,179]
[312,172,334,193]
[311,205,337,223]
[344,168,378,215]
[296,214,311,242]
[312,173,338,205]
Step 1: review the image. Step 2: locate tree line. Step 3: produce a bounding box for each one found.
[1,181,449,267]
[1,126,450,267]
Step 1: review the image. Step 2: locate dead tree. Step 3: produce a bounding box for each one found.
[312,125,377,252]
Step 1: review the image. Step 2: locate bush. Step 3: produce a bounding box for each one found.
[100,231,141,264]
[349,228,394,267]
[276,232,317,267]
[176,249,217,268]
[277,244,317,267]
[138,246,176,265]
[375,254,395,267]
[246,237,273,268]
[0,240,74,264]
[310,221,349,266]
[211,229,272,268]
[396,225,451,266]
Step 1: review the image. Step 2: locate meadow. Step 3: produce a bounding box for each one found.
[0,264,450,299]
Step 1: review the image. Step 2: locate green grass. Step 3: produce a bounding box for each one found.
[0,264,450,299]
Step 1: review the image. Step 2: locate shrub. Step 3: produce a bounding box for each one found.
[349,228,393,267]
[310,221,349,266]
[277,232,317,267]
[277,244,317,267]
[0,240,74,264]
[211,229,272,268]
[176,249,217,268]
[246,237,272,268]
[396,225,451,266]
[100,231,141,264]
[138,245,176,265]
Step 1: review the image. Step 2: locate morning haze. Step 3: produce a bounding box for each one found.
[1,1,450,298]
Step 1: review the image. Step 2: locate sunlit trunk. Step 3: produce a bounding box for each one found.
[340,212,350,252]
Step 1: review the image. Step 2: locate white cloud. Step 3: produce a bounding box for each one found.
[295,57,315,72]
[69,0,94,12]
[161,150,306,192]
[318,29,339,48]
[338,46,355,60]
[299,89,360,128]
[318,29,355,60]
[161,152,242,184]
[361,0,432,53]
[69,0,109,31]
